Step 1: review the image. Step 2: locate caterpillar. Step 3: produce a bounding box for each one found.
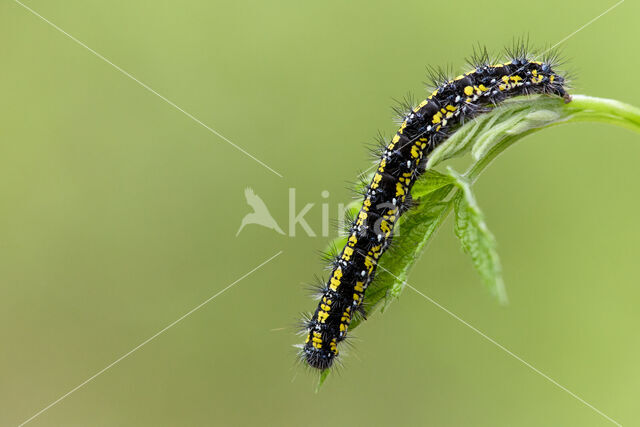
[300,46,570,370]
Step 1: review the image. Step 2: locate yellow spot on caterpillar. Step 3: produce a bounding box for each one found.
[330,338,338,355]
[478,84,488,92]
[454,74,464,81]
[318,310,329,323]
[446,105,457,111]
[388,134,399,149]
[432,112,442,124]
[354,281,364,292]
[312,331,322,349]
[380,219,392,236]
[329,268,342,291]
[342,246,354,260]
[395,182,406,197]
[550,75,555,82]
[369,244,383,259]
[464,86,474,96]
[371,173,382,189]
[411,144,420,159]
[364,256,376,273]
[378,158,386,172]
[356,210,367,226]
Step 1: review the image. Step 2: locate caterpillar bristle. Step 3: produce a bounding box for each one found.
[318,246,341,271]
[541,48,568,70]
[304,275,328,300]
[398,192,416,214]
[344,181,368,200]
[341,210,358,235]
[298,313,315,334]
[466,44,492,70]
[374,131,389,148]
[391,93,418,124]
[354,304,368,321]
[365,142,386,162]
[504,35,532,62]
[424,64,452,89]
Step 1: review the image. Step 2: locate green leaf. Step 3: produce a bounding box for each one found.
[448,168,507,304]
[315,369,330,392]
[410,169,455,199]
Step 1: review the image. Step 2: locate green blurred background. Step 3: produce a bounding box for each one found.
[1,1,639,426]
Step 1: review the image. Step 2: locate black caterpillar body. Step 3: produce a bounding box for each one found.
[301,49,570,370]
